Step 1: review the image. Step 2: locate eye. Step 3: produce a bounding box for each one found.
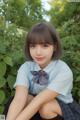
[42,44,50,47]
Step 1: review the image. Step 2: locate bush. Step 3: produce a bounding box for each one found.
[60,19,80,103]
[0,25,25,113]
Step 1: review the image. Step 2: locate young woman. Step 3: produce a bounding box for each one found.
[6,22,80,120]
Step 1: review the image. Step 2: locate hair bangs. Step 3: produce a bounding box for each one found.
[28,29,53,45]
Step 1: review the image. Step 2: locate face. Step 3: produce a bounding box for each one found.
[29,43,55,69]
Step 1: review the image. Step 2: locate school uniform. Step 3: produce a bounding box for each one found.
[14,59,73,104]
[4,60,80,120]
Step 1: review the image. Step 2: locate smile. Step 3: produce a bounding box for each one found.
[35,57,44,61]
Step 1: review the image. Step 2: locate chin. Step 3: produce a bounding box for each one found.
[36,61,44,66]
[38,62,46,68]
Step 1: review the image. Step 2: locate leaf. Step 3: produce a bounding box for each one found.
[76,76,80,82]
[0,105,4,113]
[0,76,6,88]
[0,90,5,104]
[0,62,6,76]
[78,90,80,97]
[10,66,17,75]
[11,51,23,63]
[0,54,4,61]
[0,43,6,54]
[7,75,16,90]
[3,56,13,67]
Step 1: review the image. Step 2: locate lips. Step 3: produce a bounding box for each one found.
[35,57,44,61]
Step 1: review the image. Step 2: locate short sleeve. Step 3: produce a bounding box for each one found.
[47,67,73,96]
[13,63,29,89]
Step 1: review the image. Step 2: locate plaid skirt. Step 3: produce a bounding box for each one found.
[57,98,80,120]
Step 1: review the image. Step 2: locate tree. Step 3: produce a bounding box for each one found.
[0,0,45,29]
[48,0,80,102]
[48,0,80,27]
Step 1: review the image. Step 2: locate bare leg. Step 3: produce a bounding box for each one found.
[26,95,42,120]
[39,99,62,119]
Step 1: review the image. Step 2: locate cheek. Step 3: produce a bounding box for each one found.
[48,47,54,54]
[30,49,35,57]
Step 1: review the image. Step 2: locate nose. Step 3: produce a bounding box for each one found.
[36,46,42,55]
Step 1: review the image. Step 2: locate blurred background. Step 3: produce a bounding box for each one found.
[0,0,80,113]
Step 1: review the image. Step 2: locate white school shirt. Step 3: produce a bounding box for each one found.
[14,59,73,103]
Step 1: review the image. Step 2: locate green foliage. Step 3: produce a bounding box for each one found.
[0,25,25,113]
[0,90,5,113]
[0,77,6,88]
[0,62,6,76]
[3,56,13,66]
[47,0,80,103]
[60,20,80,103]
[7,75,16,90]
[48,1,80,27]
[0,90,5,104]
[1,0,44,29]
[61,35,80,102]
[0,106,4,113]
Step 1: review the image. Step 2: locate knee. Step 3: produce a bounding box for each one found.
[39,104,47,116]
[39,103,52,118]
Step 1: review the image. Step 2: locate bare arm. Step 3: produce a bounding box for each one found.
[6,86,28,120]
[16,88,59,120]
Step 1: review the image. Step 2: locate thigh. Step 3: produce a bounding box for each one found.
[39,99,62,116]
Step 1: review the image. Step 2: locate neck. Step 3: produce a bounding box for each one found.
[39,60,52,69]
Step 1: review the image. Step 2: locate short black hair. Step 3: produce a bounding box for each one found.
[25,22,62,60]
